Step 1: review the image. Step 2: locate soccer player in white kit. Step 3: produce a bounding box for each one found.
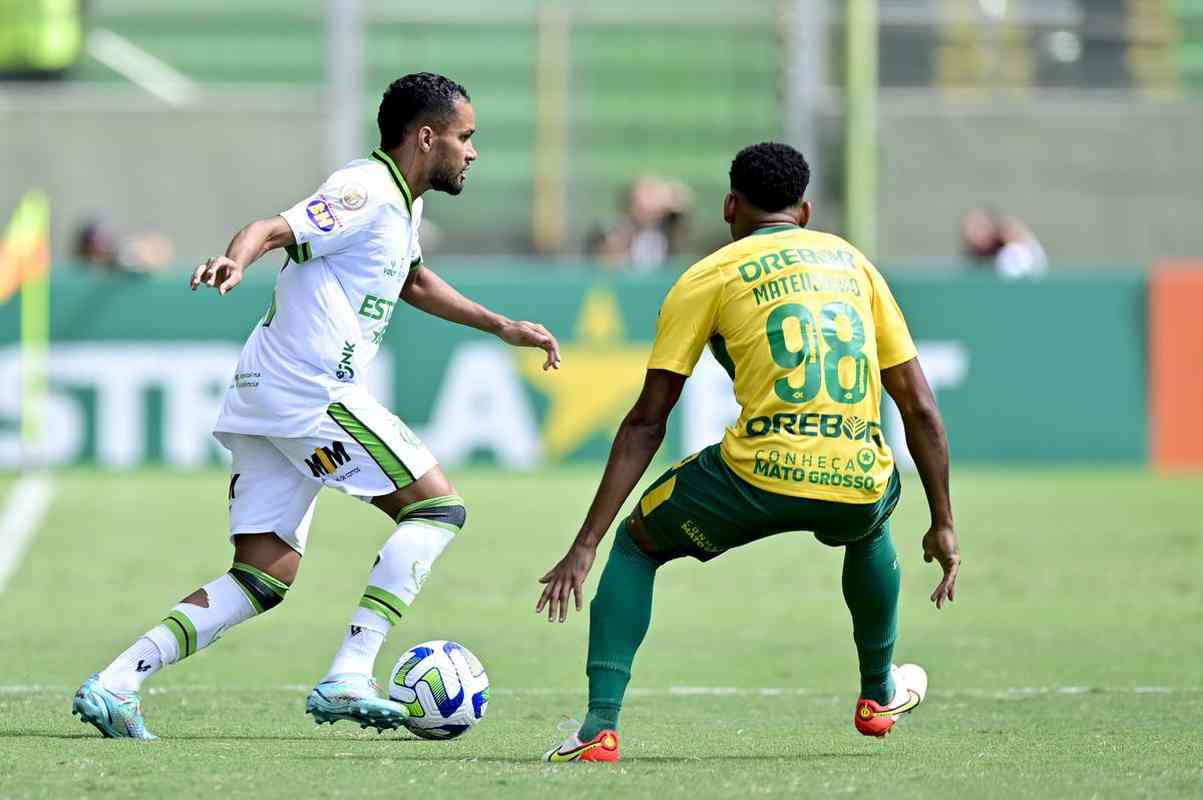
[72,73,561,739]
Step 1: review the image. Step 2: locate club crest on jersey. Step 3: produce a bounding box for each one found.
[306,198,337,232]
[340,182,367,210]
[857,448,877,473]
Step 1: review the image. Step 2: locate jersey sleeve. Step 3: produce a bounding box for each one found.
[409,203,424,270]
[646,262,724,376]
[865,262,918,369]
[279,174,378,263]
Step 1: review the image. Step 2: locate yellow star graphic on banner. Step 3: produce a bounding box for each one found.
[519,286,650,460]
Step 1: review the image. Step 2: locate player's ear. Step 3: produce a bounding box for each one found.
[723,192,737,224]
[797,200,812,228]
[417,125,435,153]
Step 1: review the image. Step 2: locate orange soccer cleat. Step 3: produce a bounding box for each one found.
[854,663,928,738]
[543,725,622,762]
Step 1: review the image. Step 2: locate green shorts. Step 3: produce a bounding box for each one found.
[628,444,901,562]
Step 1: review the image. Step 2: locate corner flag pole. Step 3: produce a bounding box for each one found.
[0,191,52,466]
[845,0,879,257]
[21,255,49,466]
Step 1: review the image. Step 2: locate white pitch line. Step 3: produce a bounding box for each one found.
[85,29,198,107]
[1,685,1199,697]
[0,474,55,595]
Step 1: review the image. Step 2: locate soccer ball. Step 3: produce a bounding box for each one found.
[388,640,489,739]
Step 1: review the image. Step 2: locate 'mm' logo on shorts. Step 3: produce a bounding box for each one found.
[306,441,353,478]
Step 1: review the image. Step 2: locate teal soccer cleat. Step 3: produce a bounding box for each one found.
[305,673,408,733]
[72,674,157,740]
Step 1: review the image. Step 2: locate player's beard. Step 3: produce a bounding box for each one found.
[430,161,465,196]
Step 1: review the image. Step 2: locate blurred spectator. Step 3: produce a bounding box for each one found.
[0,0,84,80]
[588,176,692,271]
[961,208,1048,279]
[75,219,175,275]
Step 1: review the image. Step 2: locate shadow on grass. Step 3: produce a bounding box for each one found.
[282,751,880,764]
[0,732,99,740]
[0,733,884,764]
[0,731,402,742]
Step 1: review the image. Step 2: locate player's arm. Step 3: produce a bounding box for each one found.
[537,261,719,622]
[190,216,295,295]
[400,265,561,369]
[881,358,960,609]
[536,368,686,622]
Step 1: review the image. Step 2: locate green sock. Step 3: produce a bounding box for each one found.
[842,524,900,705]
[580,522,659,740]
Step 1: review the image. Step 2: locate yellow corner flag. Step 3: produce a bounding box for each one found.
[0,190,51,304]
[0,190,52,463]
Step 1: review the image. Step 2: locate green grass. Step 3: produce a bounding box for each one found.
[0,467,1201,798]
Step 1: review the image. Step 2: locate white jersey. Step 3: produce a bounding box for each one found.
[215,149,423,438]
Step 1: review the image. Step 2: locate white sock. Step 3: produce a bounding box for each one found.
[144,573,258,662]
[98,636,165,693]
[102,572,266,693]
[323,504,463,681]
[323,608,389,680]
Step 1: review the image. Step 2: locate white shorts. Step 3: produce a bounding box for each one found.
[214,393,438,554]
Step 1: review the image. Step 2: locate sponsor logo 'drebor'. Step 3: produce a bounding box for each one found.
[745,412,883,445]
[335,340,356,381]
[306,441,353,478]
[306,198,337,232]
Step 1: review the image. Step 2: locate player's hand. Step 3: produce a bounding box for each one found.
[190,256,245,295]
[499,320,562,370]
[536,541,596,623]
[922,524,960,610]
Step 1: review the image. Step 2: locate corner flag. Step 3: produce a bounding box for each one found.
[0,191,52,463]
[0,190,50,304]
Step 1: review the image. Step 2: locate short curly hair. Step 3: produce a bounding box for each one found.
[729,142,810,212]
[378,72,471,149]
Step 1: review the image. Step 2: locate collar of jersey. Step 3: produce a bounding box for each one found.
[370,148,414,213]
[751,223,800,236]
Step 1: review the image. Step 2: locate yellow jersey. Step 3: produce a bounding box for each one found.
[647,224,917,504]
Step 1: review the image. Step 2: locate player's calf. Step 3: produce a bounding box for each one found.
[310,493,466,730]
[145,561,290,672]
[78,546,293,737]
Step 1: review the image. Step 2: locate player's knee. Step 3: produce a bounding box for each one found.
[227,562,291,613]
[231,532,301,586]
[395,494,467,532]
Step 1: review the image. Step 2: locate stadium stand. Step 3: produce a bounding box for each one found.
[77,1,780,253]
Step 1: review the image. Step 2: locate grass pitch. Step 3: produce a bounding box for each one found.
[0,467,1200,798]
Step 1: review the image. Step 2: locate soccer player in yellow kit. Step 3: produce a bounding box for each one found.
[538,142,961,762]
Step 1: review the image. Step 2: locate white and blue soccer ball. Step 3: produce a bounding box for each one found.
[388,640,489,740]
